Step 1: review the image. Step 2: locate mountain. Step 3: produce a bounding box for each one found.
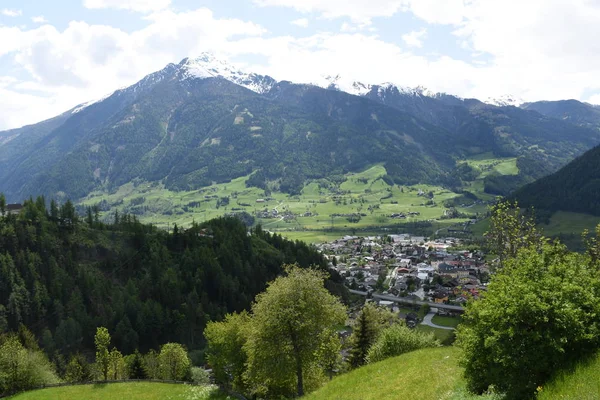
[0,53,599,202]
[522,99,600,130]
[513,143,600,216]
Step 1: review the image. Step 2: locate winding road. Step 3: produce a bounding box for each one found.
[421,311,455,330]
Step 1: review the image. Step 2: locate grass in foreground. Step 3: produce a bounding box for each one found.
[8,382,232,400]
[537,351,600,400]
[304,347,500,400]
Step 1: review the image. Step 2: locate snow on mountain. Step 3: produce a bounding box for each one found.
[311,74,444,100]
[484,94,524,107]
[180,53,276,94]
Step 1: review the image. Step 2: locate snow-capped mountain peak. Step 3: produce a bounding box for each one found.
[180,53,276,94]
[485,94,524,107]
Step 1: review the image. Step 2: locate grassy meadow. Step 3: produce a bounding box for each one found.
[8,382,231,400]
[80,154,518,243]
[304,347,501,400]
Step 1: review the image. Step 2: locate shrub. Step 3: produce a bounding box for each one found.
[190,367,211,385]
[458,243,600,399]
[366,324,439,363]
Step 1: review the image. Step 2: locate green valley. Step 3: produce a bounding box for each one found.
[80,155,514,242]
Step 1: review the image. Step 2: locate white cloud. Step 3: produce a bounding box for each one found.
[83,0,171,13]
[32,16,48,24]
[291,18,309,28]
[402,28,427,48]
[2,9,22,17]
[254,0,404,25]
[4,1,600,130]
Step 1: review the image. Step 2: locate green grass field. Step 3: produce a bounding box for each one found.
[305,347,500,400]
[539,211,600,237]
[432,315,462,328]
[8,382,231,400]
[80,155,518,243]
[538,351,600,399]
[416,325,456,345]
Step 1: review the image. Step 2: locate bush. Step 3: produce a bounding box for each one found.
[457,243,600,399]
[366,324,439,364]
[190,367,211,385]
[0,335,59,395]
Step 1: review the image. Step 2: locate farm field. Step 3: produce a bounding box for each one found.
[80,154,515,243]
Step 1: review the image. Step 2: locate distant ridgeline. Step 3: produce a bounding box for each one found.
[0,197,345,359]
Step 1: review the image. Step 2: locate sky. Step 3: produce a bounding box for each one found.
[1,0,600,130]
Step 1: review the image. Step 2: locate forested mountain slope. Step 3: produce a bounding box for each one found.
[513,143,600,216]
[0,197,341,360]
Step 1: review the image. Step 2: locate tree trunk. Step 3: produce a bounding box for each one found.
[295,352,304,397]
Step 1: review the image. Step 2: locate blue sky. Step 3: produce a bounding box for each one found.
[0,0,599,130]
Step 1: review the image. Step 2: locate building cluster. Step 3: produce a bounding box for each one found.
[318,234,489,307]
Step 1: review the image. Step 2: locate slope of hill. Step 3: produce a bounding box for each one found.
[8,382,230,400]
[513,144,600,216]
[0,200,339,360]
[537,351,600,400]
[304,347,500,400]
[0,53,599,207]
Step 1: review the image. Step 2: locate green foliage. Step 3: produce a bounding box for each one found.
[0,196,333,366]
[158,342,191,381]
[65,353,93,383]
[108,348,126,380]
[243,265,347,398]
[125,351,147,380]
[143,350,160,379]
[485,201,545,269]
[514,142,600,216]
[457,242,600,399]
[94,327,111,381]
[204,311,250,391]
[366,324,439,364]
[348,303,398,369]
[190,367,211,385]
[0,334,59,396]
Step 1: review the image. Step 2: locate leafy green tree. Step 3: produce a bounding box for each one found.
[143,349,160,379]
[366,324,438,364]
[108,348,126,380]
[0,194,5,216]
[244,265,346,398]
[348,303,397,369]
[0,335,58,395]
[158,343,190,381]
[458,242,600,399]
[204,311,250,391]
[95,327,111,381]
[65,353,93,383]
[485,201,545,269]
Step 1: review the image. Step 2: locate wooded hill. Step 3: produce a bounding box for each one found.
[0,196,343,365]
[513,143,600,216]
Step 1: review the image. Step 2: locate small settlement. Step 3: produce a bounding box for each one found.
[317,234,490,316]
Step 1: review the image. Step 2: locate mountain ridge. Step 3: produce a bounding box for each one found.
[1,53,599,204]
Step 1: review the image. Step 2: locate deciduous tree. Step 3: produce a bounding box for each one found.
[158,343,190,381]
[244,265,346,398]
[94,327,111,381]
